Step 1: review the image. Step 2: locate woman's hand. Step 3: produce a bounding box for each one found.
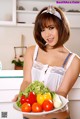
[12,94,19,102]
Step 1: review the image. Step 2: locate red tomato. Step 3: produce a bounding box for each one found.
[21,102,32,112]
[28,92,37,105]
[20,95,26,104]
[20,92,36,105]
[25,97,31,104]
[32,102,43,112]
[42,100,54,111]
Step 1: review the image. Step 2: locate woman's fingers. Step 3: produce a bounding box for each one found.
[12,94,18,102]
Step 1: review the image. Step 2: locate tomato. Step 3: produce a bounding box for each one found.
[42,100,54,111]
[37,94,44,105]
[32,102,43,112]
[28,92,37,105]
[43,93,52,100]
[25,97,31,104]
[21,102,32,112]
[20,92,36,105]
[20,95,26,104]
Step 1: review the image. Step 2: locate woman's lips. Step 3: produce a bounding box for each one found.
[47,38,54,43]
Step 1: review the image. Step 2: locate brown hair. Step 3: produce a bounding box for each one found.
[33,6,70,51]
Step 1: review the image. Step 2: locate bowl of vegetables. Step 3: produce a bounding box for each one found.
[13,81,69,115]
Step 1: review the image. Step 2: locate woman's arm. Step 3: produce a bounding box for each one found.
[20,46,35,92]
[57,56,80,97]
[12,46,35,102]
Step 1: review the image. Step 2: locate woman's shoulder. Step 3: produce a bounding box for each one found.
[70,53,80,73]
[73,53,80,67]
[27,45,36,51]
[64,46,80,63]
[72,53,80,62]
[24,45,39,62]
[26,45,36,54]
[24,45,36,58]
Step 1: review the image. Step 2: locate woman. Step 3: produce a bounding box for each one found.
[13,6,80,119]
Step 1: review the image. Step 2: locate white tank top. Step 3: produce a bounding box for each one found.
[31,45,75,92]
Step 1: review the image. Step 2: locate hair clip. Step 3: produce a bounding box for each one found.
[47,6,55,14]
[41,6,61,20]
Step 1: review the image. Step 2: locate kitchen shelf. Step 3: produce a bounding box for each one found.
[16,10,38,14]
[16,0,55,26]
[16,23,34,27]
[0,0,80,28]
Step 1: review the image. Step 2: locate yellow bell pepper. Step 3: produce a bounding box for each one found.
[37,92,52,105]
[43,92,52,100]
[37,94,44,105]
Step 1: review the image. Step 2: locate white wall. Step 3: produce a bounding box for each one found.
[0,1,80,70]
[0,26,36,70]
[65,28,80,57]
[0,26,80,70]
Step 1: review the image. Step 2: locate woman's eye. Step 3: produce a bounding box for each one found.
[49,26,54,30]
[41,29,45,32]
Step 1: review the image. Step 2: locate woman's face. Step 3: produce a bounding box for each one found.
[41,21,58,47]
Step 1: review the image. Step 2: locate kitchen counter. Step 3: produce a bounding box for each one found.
[0,70,23,119]
[0,70,23,102]
[0,102,23,119]
[0,70,80,119]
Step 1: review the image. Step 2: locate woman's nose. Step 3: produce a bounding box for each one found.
[45,29,50,36]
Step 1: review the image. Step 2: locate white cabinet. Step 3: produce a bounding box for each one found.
[16,0,80,27]
[16,0,55,26]
[0,0,80,28]
[0,103,23,119]
[68,76,80,119]
[0,70,23,102]
[0,0,55,26]
[16,10,38,27]
[0,70,23,119]
[0,0,16,26]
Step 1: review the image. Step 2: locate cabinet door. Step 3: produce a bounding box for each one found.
[0,0,16,26]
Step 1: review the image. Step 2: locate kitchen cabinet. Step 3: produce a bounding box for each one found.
[0,70,23,102]
[0,70,23,119]
[16,0,55,26]
[0,0,55,26]
[16,0,80,28]
[0,0,16,26]
[0,103,23,119]
[0,70,80,119]
[0,0,80,28]
[68,75,80,119]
